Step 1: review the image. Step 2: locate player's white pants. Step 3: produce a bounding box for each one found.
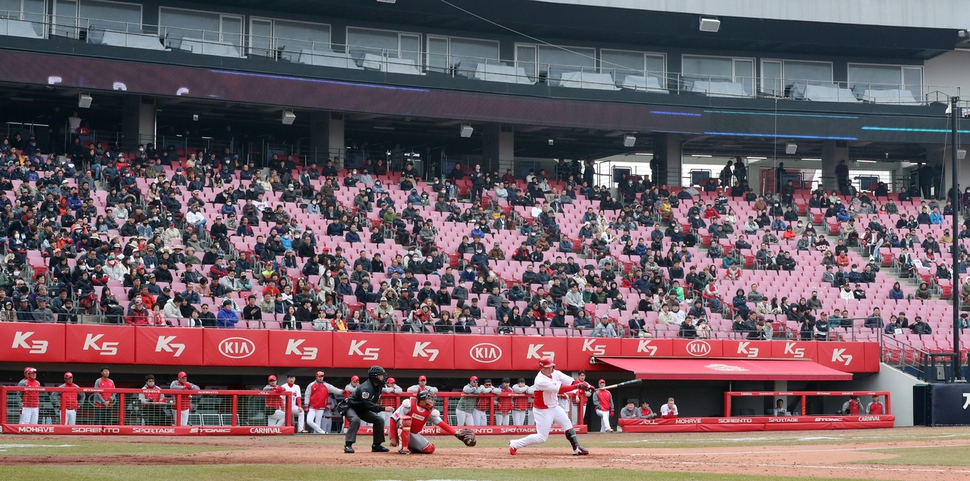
[456,410,475,426]
[179,409,190,426]
[307,408,327,433]
[63,409,76,425]
[495,412,511,425]
[268,409,285,426]
[291,409,305,432]
[510,406,572,450]
[20,407,39,425]
[596,409,612,432]
[473,409,487,426]
[512,410,527,426]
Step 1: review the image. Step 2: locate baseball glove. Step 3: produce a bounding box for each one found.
[455,428,477,447]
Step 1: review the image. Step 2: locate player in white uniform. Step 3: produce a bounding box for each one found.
[280,374,305,432]
[511,378,534,426]
[380,377,404,425]
[304,371,344,434]
[509,356,589,456]
[168,371,201,426]
[406,375,439,395]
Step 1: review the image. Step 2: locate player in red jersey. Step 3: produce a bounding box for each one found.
[388,390,476,455]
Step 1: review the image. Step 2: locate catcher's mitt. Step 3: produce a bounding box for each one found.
[455,428,477,447]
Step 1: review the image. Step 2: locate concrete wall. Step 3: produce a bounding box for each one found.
[535,0,970,29]
[826,365,923,427]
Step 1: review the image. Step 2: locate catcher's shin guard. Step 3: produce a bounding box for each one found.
[400,415,411,452]
[421,443,435,454]
[564,428,580,450]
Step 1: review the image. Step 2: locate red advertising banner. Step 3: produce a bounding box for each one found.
[393,333,455,371]
[202,329,269,366]
[721,340,774,359]
[566,337,622,370]
[0,323,66,363]
[815,342,868,372]
[861,342,881,372]
[510,336,568,371]
[331,332,395,368]
[670,339,723,358]
[770,341,818,361]
[65,324,135,364]
[267,330,333,367]
[619,338,673,358]
[453,335,512,371]
[134,327,204,365]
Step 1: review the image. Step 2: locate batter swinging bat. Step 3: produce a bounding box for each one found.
[594,379,642,391]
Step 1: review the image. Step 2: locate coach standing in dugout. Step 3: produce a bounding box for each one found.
[169,371,200,426]
[341,365,393,453]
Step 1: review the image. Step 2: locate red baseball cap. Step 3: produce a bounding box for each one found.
[387,377,395,384]
[268,375,277,381]
[470,376,479,382]
[598,379,606,384]
[64,372,73,379]
[316,371,325,377]
[24,367,36,375]
[351,375,360,382]
[418,375,427,381]
[178,371,187,378]
[539,356,555,368]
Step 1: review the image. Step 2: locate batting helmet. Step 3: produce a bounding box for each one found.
[539,356,555,368]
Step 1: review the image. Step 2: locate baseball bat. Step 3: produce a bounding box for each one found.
[595,379,642,391]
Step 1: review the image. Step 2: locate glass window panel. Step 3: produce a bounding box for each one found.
[0,0,20,15]
[645,54,665,80]
[159,8,219,41]
[249,18,272,57]
[784,61,831,84]
[52,0,78,38]
[538,45,595,80]
[274,19,329,55]
[449,38,498,71]
[399,33,420,64]
[734,59,754,95]
[600,50,643,83]
[762,60,782,96]
[220,16,241,46]
[22,0,45,23]
[347,27,398,57]
[682,55,733,80]
[79,0,141,33]
[427,36,448,73]
[516,45,536,80]
[903,67,922,95]
[849,65,902,89]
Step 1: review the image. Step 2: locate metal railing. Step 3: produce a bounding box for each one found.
[0,10,960,106]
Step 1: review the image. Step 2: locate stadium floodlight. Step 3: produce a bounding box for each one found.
[699,17,720,33]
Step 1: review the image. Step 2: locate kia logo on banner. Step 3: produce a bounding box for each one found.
[219,337,256,359]
[470,343,502,363]
[685,340,712,357]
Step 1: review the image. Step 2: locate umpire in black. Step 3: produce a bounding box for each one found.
[342,365,393,453]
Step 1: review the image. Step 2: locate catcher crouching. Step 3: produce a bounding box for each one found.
[388,390,476,454]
